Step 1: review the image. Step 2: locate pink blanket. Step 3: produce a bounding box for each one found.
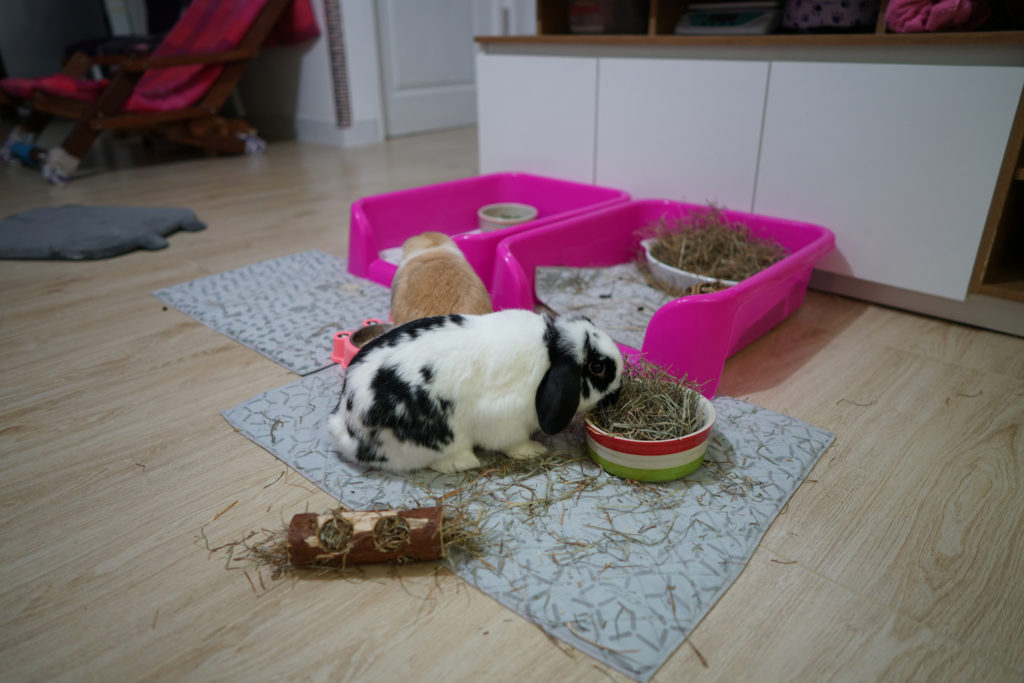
[886,0,991,32]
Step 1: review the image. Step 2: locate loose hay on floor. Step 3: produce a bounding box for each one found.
[535,264,673,350]
[220,366,836,682]
[212,504,489,579]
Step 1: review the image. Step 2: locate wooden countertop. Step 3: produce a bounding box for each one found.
[476,30,1024,48]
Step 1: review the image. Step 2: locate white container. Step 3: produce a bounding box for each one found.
[640,238,738,292]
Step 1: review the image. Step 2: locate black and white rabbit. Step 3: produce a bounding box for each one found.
[327,309,623,473]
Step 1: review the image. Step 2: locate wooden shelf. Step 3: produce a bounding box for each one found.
[481,0,1024,49]
[476,30,1024,49]
[976,269,1024,303]
[971,86,1024,304]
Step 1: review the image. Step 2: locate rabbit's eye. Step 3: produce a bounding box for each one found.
[588,360,607,377]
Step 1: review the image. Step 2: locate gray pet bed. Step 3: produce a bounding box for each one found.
[0,204,205,260]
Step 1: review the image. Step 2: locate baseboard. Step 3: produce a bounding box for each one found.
[810,270,1024,338]
[248,114,382,149]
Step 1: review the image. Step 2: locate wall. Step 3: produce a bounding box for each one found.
[495,0,537,35]
[237,0,535,148]
[102,0,155,35]
[0,0,110,78]
[238,0,385,147]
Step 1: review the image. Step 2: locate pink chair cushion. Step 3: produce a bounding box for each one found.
[1,74,107,102]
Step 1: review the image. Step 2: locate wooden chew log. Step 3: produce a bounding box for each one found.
[287,506,445,566]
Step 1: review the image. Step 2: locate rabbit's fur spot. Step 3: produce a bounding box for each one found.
[419,364,434,383]
[363,364,455,451]
[355,315,465,360]
[354,428,385,464]
[583,331,619,399]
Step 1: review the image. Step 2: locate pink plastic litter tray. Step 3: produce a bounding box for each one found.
[491,200,835,398]
[347,172,630,291]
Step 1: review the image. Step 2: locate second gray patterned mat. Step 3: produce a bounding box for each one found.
[223,367,834,682]
[153,250,391,375]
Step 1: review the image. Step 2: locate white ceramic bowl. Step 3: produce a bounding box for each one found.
[477,202,538,231]
[640,238,737,292]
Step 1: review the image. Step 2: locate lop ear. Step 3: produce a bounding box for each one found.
[535,355,581,435]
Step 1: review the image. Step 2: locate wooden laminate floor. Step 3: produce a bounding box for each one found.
[1,126,1022,681]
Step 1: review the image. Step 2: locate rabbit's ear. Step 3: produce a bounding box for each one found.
[535,352,581,435]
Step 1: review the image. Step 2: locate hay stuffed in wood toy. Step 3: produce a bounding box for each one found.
[287,507,444,566]
[220,505,488,579]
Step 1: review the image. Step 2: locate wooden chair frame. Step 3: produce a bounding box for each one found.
[0,0,292,179]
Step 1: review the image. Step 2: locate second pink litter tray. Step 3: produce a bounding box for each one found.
[347,172,630,291]
[491,200,836,398]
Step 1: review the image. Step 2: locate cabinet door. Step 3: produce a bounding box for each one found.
[755,62,1024,301]
[476,53,598,183]
[595,57,770,210]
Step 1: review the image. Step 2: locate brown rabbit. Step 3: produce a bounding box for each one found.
[390,231,493,325]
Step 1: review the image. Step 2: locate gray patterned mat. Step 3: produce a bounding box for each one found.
[223,366,834,681]
[153,250,391,374]
[536,264,676,351]
[0,204,205,260]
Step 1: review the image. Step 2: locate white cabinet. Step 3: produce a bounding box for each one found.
[476,53,598,183]
[475,48,1024,330]
[754,61,1024,301]
[595,57,769,210]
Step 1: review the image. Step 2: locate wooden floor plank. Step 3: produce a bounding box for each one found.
[662,548,1018,682]
[1,126,1022,681]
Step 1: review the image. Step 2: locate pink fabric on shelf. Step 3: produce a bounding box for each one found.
[886,0,991,32]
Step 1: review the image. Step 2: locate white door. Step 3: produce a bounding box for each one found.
[375,0,491,138]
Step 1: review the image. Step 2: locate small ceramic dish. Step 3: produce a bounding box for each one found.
[640,237,737,292]
[477,202,538,231]
[332,319,393,367]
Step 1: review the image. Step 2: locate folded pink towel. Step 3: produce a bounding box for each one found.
[886,0,991,31]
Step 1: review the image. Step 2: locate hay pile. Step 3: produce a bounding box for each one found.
[588,356,705,440]
[643,205,788,283]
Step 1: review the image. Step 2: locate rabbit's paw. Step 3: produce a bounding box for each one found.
[430,450,481,473]
[506,440,548,460]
